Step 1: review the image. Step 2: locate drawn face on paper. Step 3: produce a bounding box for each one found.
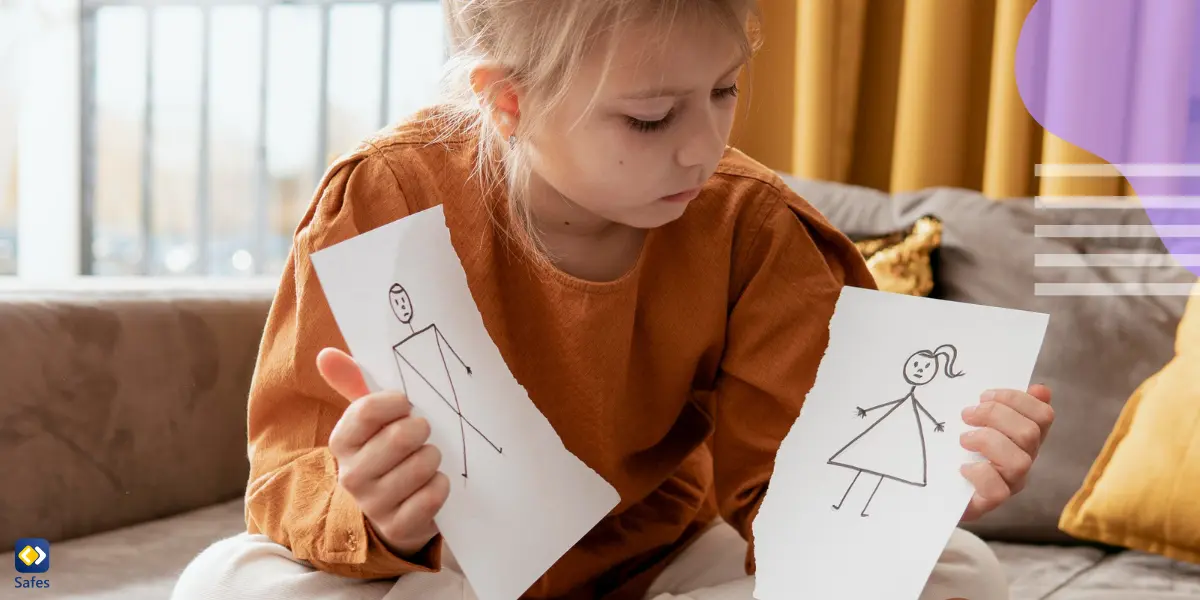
[903,351,937,386]
[389,284,413,324]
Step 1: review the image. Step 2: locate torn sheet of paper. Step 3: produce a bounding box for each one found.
[752,286,1048,600]
[311,205,621,600]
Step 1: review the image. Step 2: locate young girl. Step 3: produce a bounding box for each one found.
[173,1,1055,599]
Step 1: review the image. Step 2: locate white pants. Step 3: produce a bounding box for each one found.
[172,522,1008,600]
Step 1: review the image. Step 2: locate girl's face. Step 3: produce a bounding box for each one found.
[525,14,746,229]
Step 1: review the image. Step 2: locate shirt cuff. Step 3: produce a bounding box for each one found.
[306,482,445,579]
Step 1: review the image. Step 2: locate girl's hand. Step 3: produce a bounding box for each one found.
[318,347,449,558]
[958,384,1054,522]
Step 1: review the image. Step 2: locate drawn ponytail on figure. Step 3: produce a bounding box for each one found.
[931,344,965,378]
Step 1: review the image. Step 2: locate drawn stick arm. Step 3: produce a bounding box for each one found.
[434,325,471,374]
[913,398,945,431]
[859,398,904,414]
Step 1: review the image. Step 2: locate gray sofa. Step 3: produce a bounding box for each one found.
[3,179,1199,599]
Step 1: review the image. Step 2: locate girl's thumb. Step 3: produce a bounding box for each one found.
[316,347,371,401]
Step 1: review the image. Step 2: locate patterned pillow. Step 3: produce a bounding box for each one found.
[851,215,942,297]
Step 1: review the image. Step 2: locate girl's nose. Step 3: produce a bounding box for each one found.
[676,112,724,170]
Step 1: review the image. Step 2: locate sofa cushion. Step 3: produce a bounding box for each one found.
[0,498,245,599]
[0,279,275,551]
[1045,550,1200,599]
[1058,280,1200,564]
[991,542,1106,600]
[780,175,1197,544]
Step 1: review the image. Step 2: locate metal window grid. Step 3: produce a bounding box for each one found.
[79,0,442,275]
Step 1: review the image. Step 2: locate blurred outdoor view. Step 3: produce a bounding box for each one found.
[1,2,17,276]
[1,1,447,277]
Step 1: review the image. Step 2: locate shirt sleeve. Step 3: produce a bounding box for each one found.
[711,185,878,575]
[243,146,445,579]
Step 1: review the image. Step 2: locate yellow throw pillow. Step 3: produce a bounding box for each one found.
[1059,279,1200,564]
[853,216,942,297]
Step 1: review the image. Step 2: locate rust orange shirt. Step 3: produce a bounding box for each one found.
[243,107,877,600]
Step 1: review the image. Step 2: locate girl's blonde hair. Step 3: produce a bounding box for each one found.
[433,0,762,260]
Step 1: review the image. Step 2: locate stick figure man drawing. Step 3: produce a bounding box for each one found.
[389,283,502,480]
[828,344,964,517]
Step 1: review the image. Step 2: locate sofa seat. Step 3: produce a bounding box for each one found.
[5,499,1200,600]
[3,499,244,600]
[994,541,1200,599]
[1040,550,1200,599]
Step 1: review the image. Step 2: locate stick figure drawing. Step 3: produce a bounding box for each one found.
[828,344,965,517]
[388,283,502,480]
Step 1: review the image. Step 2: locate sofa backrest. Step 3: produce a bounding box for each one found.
[0,281,276,549]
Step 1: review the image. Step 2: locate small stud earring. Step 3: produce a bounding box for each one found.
[502,114,517,145]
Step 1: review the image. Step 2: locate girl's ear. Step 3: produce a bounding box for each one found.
[469,63,521,138]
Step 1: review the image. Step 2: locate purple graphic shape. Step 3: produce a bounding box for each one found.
[1015,0,1200,275]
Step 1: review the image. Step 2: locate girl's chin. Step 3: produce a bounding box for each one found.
[612,203,691,230]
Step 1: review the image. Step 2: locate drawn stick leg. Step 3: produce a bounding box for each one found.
[861,475,884,517]
[436,339,470,479]
[833,470,861,510]
[397,361,408,399]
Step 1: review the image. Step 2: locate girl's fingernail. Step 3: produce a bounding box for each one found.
[962,405,977,419]
[981,390,996,402]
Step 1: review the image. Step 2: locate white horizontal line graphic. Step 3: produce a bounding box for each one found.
[1034,253,1200,267]
[1034,282,1199,296]
[1034,196,1200,209]
[1034,225,1200,238]
[1036,163,1200,177]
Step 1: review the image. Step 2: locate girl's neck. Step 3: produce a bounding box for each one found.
[524,179,617,237]
[521,175,646,282]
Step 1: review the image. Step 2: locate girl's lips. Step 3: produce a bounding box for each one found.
[660,188,702,203]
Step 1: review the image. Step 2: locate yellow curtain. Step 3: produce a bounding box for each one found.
[733,0,1132,199]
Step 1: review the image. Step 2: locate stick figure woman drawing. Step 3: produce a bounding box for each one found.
[828,344,965,517]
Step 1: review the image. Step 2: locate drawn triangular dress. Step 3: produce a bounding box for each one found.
[827,391,930,486]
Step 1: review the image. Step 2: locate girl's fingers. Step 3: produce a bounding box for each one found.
[317,347,372,401]
[1027,384,1052,405]
[329,392,414,457]
[976,388,1055,444]
[960,427,1031,493]
[339,417,431,494]
[387,472,450,540]
[369,472,447,555]
[962,399,1043,458]
[369,443,443,516]
[960,461,1010,520]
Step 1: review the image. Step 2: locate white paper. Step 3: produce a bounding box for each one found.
[752,286,1048,600]
[311,205,621,600]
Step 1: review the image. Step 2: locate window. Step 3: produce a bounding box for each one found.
[82,0,446,277]
[0,2,17,276]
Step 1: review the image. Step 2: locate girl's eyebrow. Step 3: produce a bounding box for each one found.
[620,86,693,101]
[618,59,746,100]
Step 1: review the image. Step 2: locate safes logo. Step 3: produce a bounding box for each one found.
[14,539,48,574]
[13,538,51,591]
